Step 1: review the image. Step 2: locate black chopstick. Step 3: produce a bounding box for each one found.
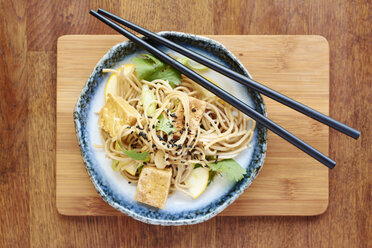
[89,10,336,169]
[97,8,360,140]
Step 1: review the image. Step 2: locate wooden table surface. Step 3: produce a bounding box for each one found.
[0,0,371,247]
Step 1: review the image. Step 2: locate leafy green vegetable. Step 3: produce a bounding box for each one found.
[149,66,181,88]
[141,84,157,115]
[194,164,203,169]
[117,143,150,162]
[207,170,218,186]
[156,115,177,134]
[132,54,181,88]
[136,164,144,175]
[209,159,246,182]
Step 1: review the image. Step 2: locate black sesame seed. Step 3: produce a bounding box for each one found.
[182,127,186,131]
[176,167,178,171]
[152,125,155,129]
[127,126,131,128]
[167,144,170,148]
[128,182,131,184]
[181,161,185,163]
[152,144,156,148]
[186,123,189,126]
[182,120,185,124]
[166,158,169,161]
[130,131,134,134]
[191,108,196,112]
[147,116,152,119]
[143,162,147,165]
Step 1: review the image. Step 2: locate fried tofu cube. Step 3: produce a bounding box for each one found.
[98,93,140,137]
[134,166,172,209]
[174,97,207,136]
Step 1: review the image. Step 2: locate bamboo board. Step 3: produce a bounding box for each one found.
[56,35,329,216]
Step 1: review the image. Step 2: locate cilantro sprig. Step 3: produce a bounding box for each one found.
[116,142,150,162]
[209,159,246,182]
[132,54,181,88]
[156,115,177,134]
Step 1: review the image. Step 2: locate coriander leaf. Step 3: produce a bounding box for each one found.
[142,54,164,68]
[132,56,157,81]
[209,159,246,182]
[148,66,181,88]
[117,143,150,161]
[156,114,177,134]
[207,170,218,186]
[194,164,203,169]
[132,54,181,88]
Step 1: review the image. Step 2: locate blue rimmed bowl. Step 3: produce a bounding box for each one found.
[74,31,267,225]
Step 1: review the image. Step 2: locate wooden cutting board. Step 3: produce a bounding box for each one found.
[56,35,329,216]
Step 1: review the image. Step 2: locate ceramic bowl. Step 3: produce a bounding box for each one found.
[74,31,267,225]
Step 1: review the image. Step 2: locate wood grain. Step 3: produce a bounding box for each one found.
[56,35,329,217]
[1,0,371,247]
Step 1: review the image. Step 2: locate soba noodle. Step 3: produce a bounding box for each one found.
[99,62,255,197]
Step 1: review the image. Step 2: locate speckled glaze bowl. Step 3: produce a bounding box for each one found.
[74,32,267,225]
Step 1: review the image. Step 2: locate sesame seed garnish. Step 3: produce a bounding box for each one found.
[191,108,196,112]
[152,125,155,129]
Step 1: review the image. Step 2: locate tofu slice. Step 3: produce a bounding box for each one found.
[174,96,207,136]
[98,93,140,137]
[134,166,172,209]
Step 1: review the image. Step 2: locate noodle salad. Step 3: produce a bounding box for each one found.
[97,54,255,209]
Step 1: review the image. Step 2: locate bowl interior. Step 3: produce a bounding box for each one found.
[74,32,267,225]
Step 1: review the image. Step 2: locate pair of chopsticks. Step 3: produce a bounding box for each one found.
[90,9,360,169]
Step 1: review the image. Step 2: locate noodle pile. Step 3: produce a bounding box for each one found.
[100,64,255,196]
